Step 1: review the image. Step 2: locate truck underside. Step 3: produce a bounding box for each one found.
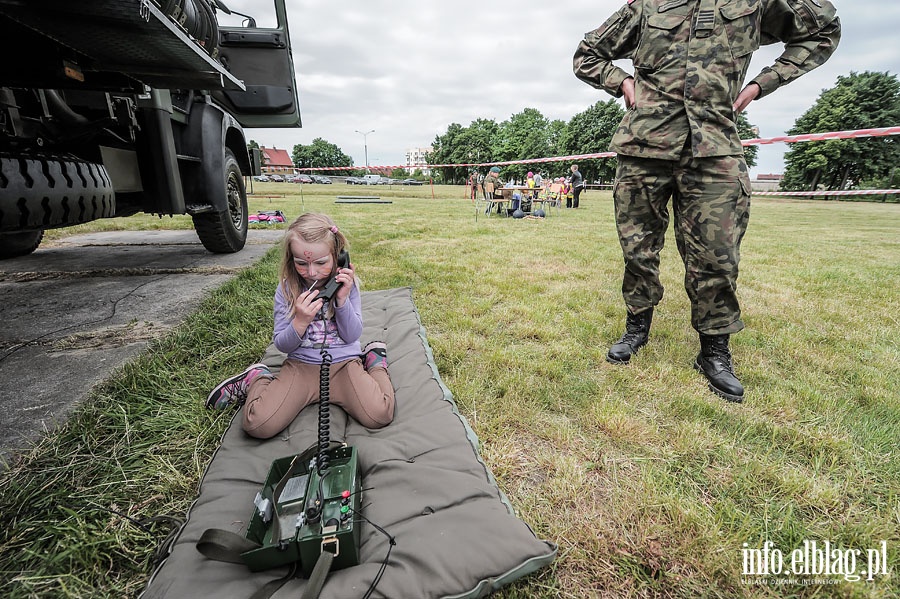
[0,0,300,257]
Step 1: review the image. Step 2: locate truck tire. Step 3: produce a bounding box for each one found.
[0,230,44,259]
[192,148,248,253]
[0,153,115,231]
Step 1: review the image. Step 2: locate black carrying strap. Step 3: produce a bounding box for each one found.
[301,551,335,599]
[196,528,261,563]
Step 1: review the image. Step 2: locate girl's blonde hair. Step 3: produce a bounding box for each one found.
[280,213,349,318]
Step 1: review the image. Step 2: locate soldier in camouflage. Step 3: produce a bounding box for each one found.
[573,0,840,403]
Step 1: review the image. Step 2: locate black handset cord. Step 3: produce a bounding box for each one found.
[316,305,332,476]
[301,306,332,525]
[312,304,394,597]
[317,344,332,476]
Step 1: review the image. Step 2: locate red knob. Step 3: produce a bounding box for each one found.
[342,490,351,499]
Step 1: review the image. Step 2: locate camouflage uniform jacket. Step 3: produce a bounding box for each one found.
[573,0,840,159]
[482,172,503,196]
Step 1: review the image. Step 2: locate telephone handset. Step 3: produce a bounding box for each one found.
[316,250,349,303]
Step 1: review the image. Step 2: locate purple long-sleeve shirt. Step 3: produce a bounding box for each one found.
[272,282,363,364]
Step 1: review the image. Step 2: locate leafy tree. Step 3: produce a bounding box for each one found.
[428,120,501,184]
[546,119,568,160]
[496,108,552,181]
[292,138,353,174]
[460,118,501,170]
[560,99,624,184]
[781,71,900,191]
[427,123,466,184]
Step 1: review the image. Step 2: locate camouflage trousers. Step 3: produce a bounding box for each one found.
[613,150,751,335]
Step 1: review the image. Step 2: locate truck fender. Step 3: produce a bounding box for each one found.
[181,102,250,213]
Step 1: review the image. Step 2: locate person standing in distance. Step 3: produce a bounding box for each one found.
[573,0,840,403]
[569,164,584,208]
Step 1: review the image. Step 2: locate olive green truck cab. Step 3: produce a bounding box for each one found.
[0,0,300,258]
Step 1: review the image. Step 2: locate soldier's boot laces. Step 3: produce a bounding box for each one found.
[606,308,653,364]
[694,333,744,403]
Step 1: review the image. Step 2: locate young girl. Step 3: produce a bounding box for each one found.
[206,213,395,439]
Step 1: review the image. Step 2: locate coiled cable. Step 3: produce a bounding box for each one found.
[305,309,333,525]
[317,344,332,476]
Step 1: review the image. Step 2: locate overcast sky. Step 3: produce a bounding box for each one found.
[222,1,899,176]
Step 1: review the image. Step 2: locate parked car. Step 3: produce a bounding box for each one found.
[253,175,271,182]
[269,174,284,182]
[379,177,397,185]
[401,178,424,185]
[362,174,382,185]
[289,174,313,183]
[312,175,332,184]
[345,176,363,185]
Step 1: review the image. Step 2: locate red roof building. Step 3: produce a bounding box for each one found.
[752,173,783,192]
[260,146,294,174]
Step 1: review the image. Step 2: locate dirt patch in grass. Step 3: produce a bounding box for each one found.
[50,322,171,352]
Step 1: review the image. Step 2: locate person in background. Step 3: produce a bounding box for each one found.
[573,0,840,403]
[468,170,479,200]
[559,177,571,207]
[569,164,584,208]
[482,166,505,214]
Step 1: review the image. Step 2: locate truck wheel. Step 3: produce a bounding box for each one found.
[0,153,115,230]
[0,230,44,259]
[192,148,248,253]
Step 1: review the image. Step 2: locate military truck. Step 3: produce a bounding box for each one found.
[0,0,300,258]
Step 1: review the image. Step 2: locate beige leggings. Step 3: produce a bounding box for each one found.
[242,358,395,439]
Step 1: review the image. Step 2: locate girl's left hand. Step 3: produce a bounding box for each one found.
[333,262,355,306]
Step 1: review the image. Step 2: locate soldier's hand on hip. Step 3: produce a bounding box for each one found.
[733,83,761,114]
[621,77,636,109]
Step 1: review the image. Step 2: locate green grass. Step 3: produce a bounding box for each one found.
[2,183,898,598]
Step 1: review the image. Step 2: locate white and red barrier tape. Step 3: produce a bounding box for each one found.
[740,126,900,146]
[296,126,900,172]
[754,190,900,197]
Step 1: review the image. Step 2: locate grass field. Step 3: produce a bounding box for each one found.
[2,181,898,598]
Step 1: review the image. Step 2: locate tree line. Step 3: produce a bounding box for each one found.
[427,103,759,185]
[781,71,900,193]
[283,100,756,185]
[280,70,899,196]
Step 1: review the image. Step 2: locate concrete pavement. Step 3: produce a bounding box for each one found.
[0,228,284,468]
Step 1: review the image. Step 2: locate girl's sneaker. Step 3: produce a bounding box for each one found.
[362,341,388,371]
[206,363,271,409]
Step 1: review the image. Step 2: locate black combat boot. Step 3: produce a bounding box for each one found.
[606,308,653,364]
[694,334,744,403]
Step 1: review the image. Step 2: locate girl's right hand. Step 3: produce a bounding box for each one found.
[292,288,324,332]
